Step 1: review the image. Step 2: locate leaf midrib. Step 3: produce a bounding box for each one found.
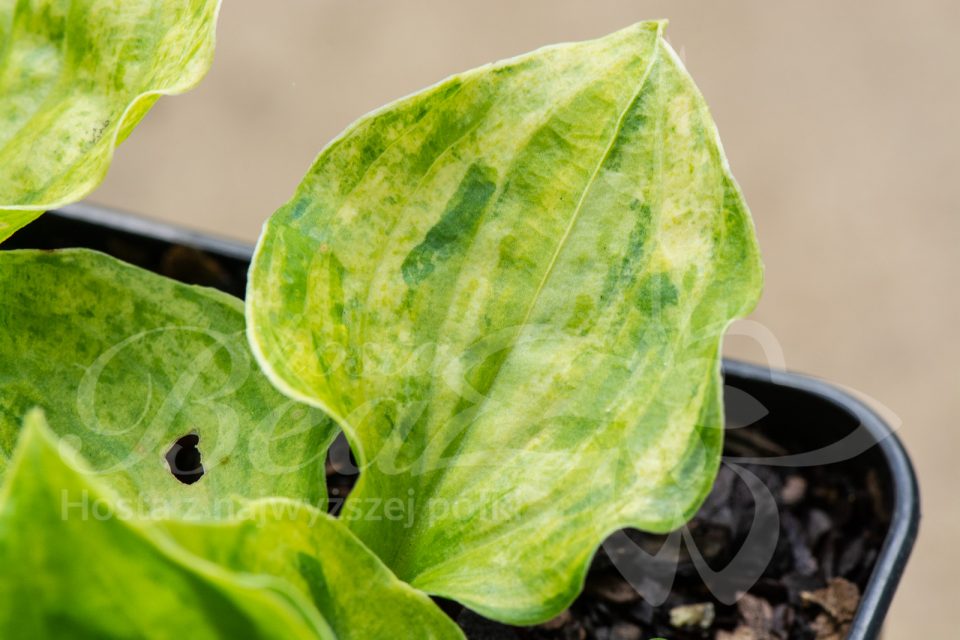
[390,27,666,576]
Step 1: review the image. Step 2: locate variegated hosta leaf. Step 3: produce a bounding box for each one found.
[248,21,763,624]
[2,410,466,639]
[162,500,465,640]
[0,249,338,517]
[0,410,332,639]
[0,0,221,243]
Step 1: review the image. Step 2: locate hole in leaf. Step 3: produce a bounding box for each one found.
[325,433,360,515]
[165,433,204,485]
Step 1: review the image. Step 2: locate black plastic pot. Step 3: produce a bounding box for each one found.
[3,203,920,639]
[718,361,919,639]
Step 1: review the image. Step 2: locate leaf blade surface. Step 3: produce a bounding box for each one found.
[0,0,221,242]
[248,22,763,623]
[0,249,337,516]
[0,410,332,639]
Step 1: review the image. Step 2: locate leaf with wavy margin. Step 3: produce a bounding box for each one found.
[248,21,763,624]
[1,411,464,638]
[0,410,332,639]
[0,0,221,242]
[162,499,465,640]
[0,249,337,516]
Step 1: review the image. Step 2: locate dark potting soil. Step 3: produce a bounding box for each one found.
[327,425,886,640]
[6,216,887,640]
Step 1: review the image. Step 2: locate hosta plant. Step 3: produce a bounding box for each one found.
[0,0,222,243]
[0,13,762,639]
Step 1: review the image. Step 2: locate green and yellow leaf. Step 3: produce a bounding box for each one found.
[0,252,464,639]
[0,249,337,516]
[0,0,221,242]
[248,21,762,624]
[162,499,464,640]
[0,410,332,639]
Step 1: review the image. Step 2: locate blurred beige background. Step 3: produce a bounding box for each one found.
[92,1,959,636]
